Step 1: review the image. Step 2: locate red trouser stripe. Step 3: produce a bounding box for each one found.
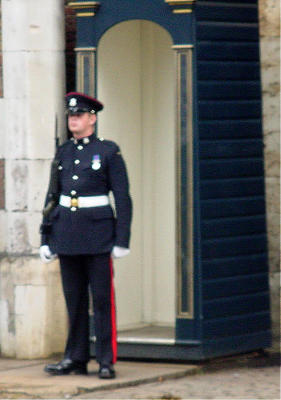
[110,258,117,364]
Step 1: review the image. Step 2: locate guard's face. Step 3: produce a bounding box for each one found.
[68,112,97,136]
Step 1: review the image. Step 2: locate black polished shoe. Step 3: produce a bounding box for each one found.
[98,364,116,379]
[44,358,87,375]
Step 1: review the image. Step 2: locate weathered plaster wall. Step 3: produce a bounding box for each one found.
[259,0,280,338]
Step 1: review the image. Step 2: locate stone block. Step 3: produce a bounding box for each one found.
[260,36,280,180]
[15,285,48,358]
[259,0,280,37]
[0,211,7,252]
[0,256,67,358]
[2,52,28,99]
[269,271,280,338]
[25,52,66,159]
[0,159,5,209]
[5,211,46,255]
[263,129,280,178]
[265,177,280,216]
[28,159,51,212]
[0,299,16,357]
[12,256,48,286]
[0,260,16,356]
[5,160,28,212]
[265,177,280,273]
[0,99,6,160]
[3,99,29,159]
[2,0,65,52]
[28,212,44,253]
[6,213,31,254]
[1,0,28,52]
[260,37,280,69]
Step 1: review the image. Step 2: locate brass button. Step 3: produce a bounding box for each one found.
[74,159,80,165]
[77,145,83,150]
[71,207,77,212]
[71,190,77,196]
[72,175,79,180]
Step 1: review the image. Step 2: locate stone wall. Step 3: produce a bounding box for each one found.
[0,0,2,97]
[0,1,3,211]
[0,159,4,209]
[0,0,67,358]
[258,0,280,338]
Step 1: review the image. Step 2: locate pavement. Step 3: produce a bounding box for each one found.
[0,357,199,399]
[0,347,279,400]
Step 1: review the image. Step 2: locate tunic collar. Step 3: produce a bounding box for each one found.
[71,133,96,145]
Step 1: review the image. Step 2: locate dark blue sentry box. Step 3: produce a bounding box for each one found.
[69,0,271,360]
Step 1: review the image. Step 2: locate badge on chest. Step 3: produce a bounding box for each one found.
[92,155,101,170]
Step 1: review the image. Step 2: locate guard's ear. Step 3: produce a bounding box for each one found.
[89,113,97,125]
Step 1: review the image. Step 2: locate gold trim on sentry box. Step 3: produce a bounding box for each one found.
[68,1,100,9]
[173,45,194,319]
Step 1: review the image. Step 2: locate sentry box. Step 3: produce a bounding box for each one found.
[68,0,271,360]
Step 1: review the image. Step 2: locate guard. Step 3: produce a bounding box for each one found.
[39,92,132,379]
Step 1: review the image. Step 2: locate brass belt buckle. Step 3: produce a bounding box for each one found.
[71,197,79,208]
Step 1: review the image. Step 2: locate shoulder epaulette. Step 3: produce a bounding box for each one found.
[59,138,71,149]
[98,137,118,149]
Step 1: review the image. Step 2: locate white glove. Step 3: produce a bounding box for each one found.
[39,245,57,263]
[112,246,130,259]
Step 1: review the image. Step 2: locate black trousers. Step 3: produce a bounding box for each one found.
[59,253,117,366]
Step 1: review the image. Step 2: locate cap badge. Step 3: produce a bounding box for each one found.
[69,98,77,107]
[92,155,101,170]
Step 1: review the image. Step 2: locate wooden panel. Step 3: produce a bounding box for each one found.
[203,273,269,300]
[197,42,259,61]
[203,312,271,338]
[202,215,266,239]
[197,22,259,42]
[200,177,265,199]
[201,197,265,218]
[202,234,267,259]
[200,159,264,179]
[200,139,263,159]
[203,292,270,319]
[196,2,258,23]
[198,61,260,80]
[199,120,262,139]
[202,253,268,280]
[194,0,269,349]
[198,81,260,100]
[199,100,261,120]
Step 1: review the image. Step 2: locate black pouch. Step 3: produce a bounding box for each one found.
[40,222,52,235]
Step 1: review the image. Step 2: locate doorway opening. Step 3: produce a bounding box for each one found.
[97,20,176,343]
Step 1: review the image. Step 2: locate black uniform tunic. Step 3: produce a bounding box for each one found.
[42,132,132,254]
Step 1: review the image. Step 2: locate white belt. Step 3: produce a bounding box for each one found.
[59,194,109,208]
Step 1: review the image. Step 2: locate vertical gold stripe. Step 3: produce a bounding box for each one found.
[186,49,194,319]
[174,47,194,319]
[175,50,182,319]
[76,52,83,92]
[75,49,96,97]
